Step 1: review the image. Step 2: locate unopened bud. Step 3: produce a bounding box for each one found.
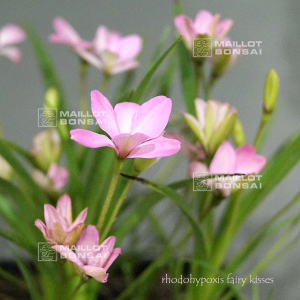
[232,119,245,147]
[263,69,278,114]
[133,158,159,175]
[44,88,59,109]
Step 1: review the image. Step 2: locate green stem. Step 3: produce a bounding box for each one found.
[79,59,88,118]
[96,157,124,232]
[253,114,269,148]
[100,179,133,243]
[100,72,111,94]
[69,279,86,299]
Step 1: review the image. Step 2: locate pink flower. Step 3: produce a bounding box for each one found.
[183,99,237,155]
[52,225,121,283]
[49,17,92,50]
[175,10,232,49]
[70,90,181,159]
[35,194,87,246]
[79,25,142,74]
[189,141,266,196]
[32,164,68,192]
[0,24,26,63]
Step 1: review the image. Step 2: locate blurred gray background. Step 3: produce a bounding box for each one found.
[1,0,300,299]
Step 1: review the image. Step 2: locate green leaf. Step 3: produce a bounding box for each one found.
[237,128,300,227]
[0,138,47,206]
[121,174,207,255]
[14,254,41,300]
[177,39,196,115]
[131,35,182,104]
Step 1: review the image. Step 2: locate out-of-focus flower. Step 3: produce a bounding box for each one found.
[49,18,141,75]
[183,99,237,156]
[32,163,68,192]
[52,225,121,283]
[35,194,87,246]
[79,26,142,75]
[189,141,266,197]
[0,24,26,63]
[174,10,232,50]
[165,132,205,161]
[49,17,92,51]
[0,156,13,180]
[70,90,181,159]
[30,129,61,171]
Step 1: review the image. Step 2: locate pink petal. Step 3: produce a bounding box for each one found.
[215,19,233,37]
[106,35,122,54]
[93,25,120,55]
[235,145,266,174]
[49,17,80,45]
[109,59,139,74]
[210,141,236,174]
[193,10,214,35]
[102,247,121,271]
[0,46,22,63]
[127,136,181,158]
[112,133,149,158]
[70,129,116,149]
[114,102,140,134]
[101,236,116,253]
[195,99,207,130]
[52,245,84,267]
[209,100,230,129]
[0,24,26,47]
[188,161,209,177]
[68,208,88,232]
[90,91,120,138]
[35,219,52,242]
[174,15,195,41]
[118,35,142,60]
[44,204,69,231]
[48,164,68,189]
[56,194,72,225]
[76,225,99,265]
[82,266,108,283]
[131,96,172,138]
[75,48,103,69]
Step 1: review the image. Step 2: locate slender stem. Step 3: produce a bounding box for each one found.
[253,115,269,148]
[69,279,86,299]
[194,63,202,99]
[100,179,133,242]
[79,59,88,118]
[100,72,111,94]
[96,157,124,232]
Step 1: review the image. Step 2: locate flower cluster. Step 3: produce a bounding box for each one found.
[35,195,120,282]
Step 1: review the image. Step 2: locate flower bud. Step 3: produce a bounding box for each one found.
[263,69,278,114]
[0,156,13,181]
[133,158,160,175]
[30,129,61,171]
[232,119,245,147]
[44,88,59,109]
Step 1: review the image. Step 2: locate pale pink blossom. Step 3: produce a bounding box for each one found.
[0,24,26,63]
[79,25,142,74]
[35,194,87,246]
[32,163,68,191]
[174,10,232,49]
[49,17,92,51]
[183,99,237,155]
[52,225,121,283]
[70,91,181,159]
[189,141,266,196]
